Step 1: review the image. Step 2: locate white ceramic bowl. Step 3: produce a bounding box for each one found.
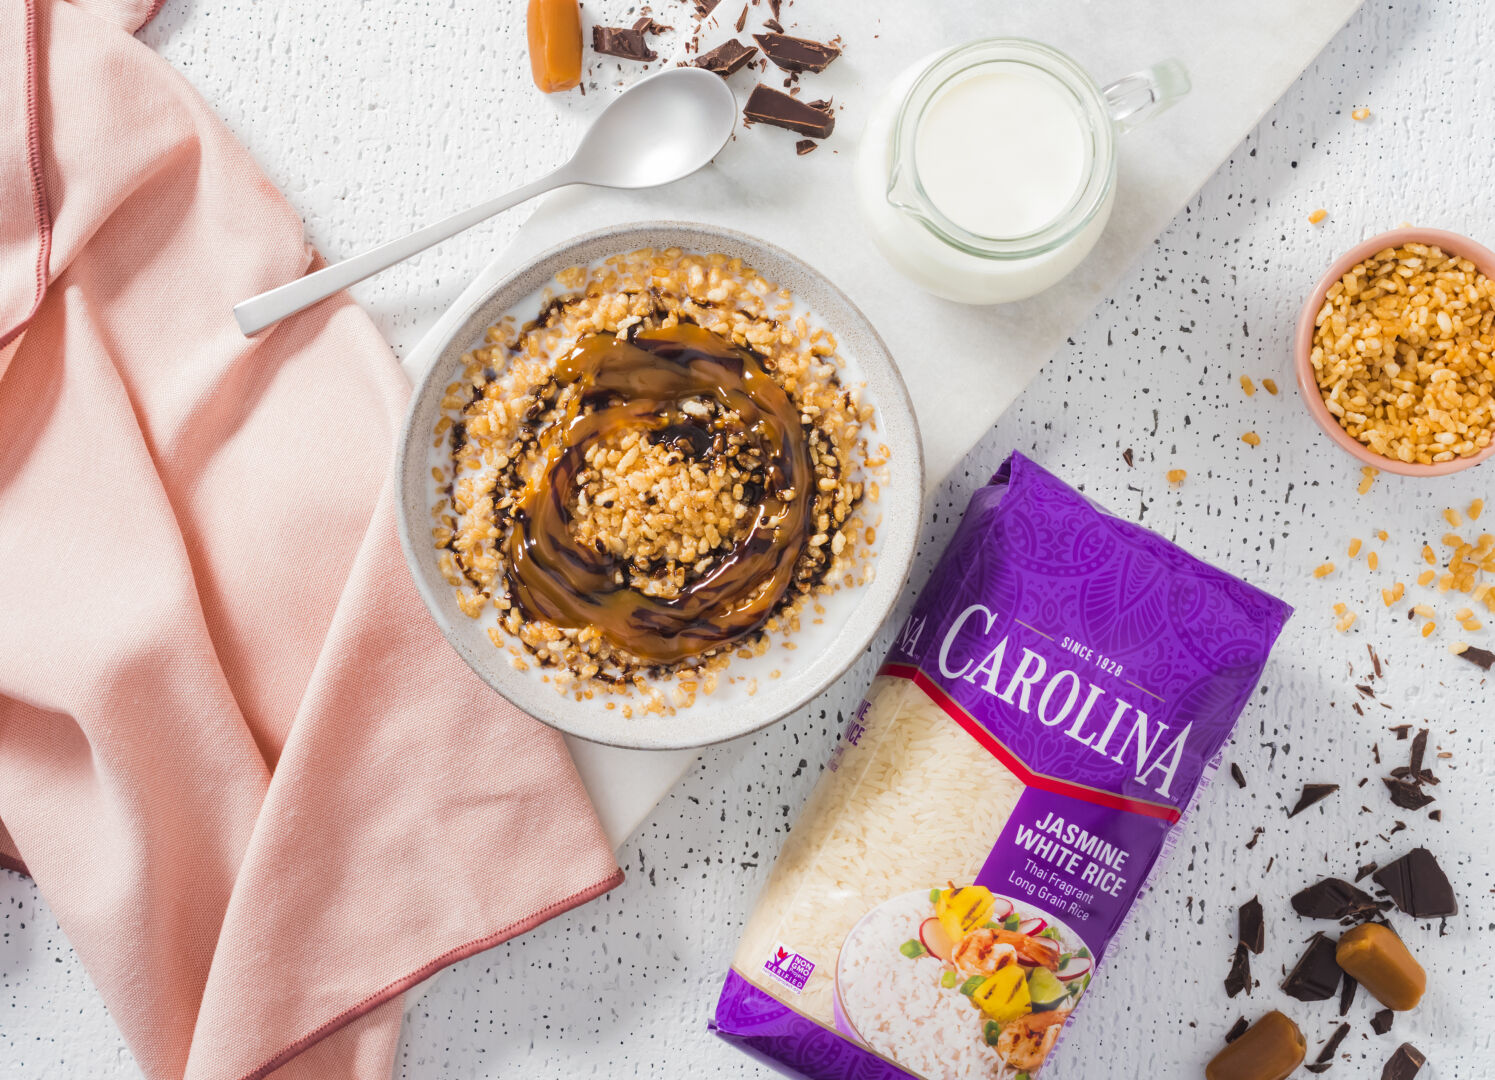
[395,222,923,750]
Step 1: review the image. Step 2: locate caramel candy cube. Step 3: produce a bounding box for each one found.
[1206,1011,1306,1080]
[1335,922,1425,1011]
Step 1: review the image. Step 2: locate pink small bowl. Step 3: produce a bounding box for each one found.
[1294,226,1495,477]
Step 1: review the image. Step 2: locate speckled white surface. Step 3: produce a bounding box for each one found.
[5,1,1495,1078]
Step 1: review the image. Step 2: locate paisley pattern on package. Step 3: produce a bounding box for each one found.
[713,452,1291,1080]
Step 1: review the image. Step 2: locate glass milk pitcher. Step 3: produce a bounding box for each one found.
[855,39,1190,304]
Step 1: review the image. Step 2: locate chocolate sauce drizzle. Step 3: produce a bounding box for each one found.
[503,324,813,664]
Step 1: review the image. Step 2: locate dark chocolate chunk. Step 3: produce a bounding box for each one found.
[631,16,671,33]
[1224,941,1252,997]
[794,138,817,155]
[1382,777,1434,810]
[1288,783,1340,817]
[753,31,841,73]
[694,39,757,75]
[1282,932,1342,1001]
[1224,1016,1250,1044]
[1381,1043,1426,1080]
[1355,861,1378,882]
[1389,724,1411,739]
[1292,877,1380,922]
[592,25,658,62]
[762,16,784,32]
[1231,762,1247,788]
[1305,1065,1332,1075]
[1339,974,1357,1015]
[1457,643,1495,669]
[692,0,721,17]
[1238,896,1265,953]
[1371,1008,1394,1035]
[1373,848,1458,918]
[1123,447,1135,467]
[742,84,834,137]
[1428,809,1442,822]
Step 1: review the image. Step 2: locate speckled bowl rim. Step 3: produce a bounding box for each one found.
[1294,226,1495,477]
[395,221,924,751]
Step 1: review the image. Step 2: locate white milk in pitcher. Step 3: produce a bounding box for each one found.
[913,67,1088,240]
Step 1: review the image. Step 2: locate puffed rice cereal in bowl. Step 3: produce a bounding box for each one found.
[427,248,883,715]
[1295,227,1495,476]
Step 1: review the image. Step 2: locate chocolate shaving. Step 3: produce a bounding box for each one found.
[794,138,817,155]
[1408,728,1427,775]
[1230,762,1247,788]
[1381,1043,1426,1080]
[1370,1008,1394,1035]
[1316,1022,1351,1063]
[1281,932,1342,1001]
[694,39,758,75]
[1244,826,1265,850]
[1292,877,1379,922]
[1457,643,1495,670]
[1224,941,1252,997]
[1238,896,1264,953]
[767,0,781,16]
[632,16,671,33]
[742,84,834,137]
[1373,848,1458,918]
[1288,783,1339,817]
[1122,447,1135,467]
[592,25,658,62]
[1389,724,1411,739]
[1355,861,1378,882]
[1224,1016,1250,1044]
[692,0,721,17]
[762,16,783,32]
[1306,1066,1332,1075]
[1382,777,1434,810]
[1338,974,1357,1016]
[753,31,841,73]
[734,3,747,31]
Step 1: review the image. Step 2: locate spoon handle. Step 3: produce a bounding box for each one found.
[234,169,572,337]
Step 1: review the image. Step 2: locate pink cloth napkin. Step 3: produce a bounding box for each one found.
[0,2,623,1078]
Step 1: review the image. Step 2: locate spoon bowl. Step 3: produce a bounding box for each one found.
[234,68,738,336]
[568,67,738,190]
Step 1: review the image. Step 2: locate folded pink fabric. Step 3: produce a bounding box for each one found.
[0,2,623,1078]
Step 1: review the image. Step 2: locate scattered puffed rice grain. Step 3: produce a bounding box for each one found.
[1382,587,1397,607]
[1242,431,1261,447]
[1413,603,1436,618]
[1240,375,1256,396]
[1462,618,1483,632]
[1393,582,1405,601]
[1314,562,1336,578]
[1262,378,1279,395]
[1418,569,1436,586]
[1333,602,1348,616]
[1166,469,1186,485]
[1445,508,1463,528]
[1451,641,1470,655]
[1422,621,1437,638]
[1455,607,1474,621]
[1368,551,1379,570]
[1348,538,1363,558]
[1309,208,1328,225]
[1376,529,1389,541]
[1352,107,1371,121]
[1336,612,1357,632]
[1423,544,1437,565]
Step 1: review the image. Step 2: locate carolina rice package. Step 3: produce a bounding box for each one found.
[711,452,1293,1080]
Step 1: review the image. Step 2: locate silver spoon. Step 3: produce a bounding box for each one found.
[234,67,737,337]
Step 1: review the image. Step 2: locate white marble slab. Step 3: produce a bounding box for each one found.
[457,0,1364,848]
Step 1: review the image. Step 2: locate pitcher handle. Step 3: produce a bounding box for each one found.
[1101,59,1191,134]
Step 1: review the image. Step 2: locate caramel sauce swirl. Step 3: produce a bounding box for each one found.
[503,324,813,665]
